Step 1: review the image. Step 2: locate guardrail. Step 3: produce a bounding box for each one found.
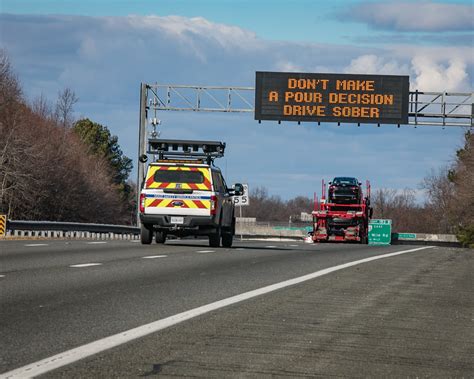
[4,220,140,240]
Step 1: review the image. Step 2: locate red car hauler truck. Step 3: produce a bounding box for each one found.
[312,178,373,243]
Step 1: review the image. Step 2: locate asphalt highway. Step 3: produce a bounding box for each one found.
[0,239,472,377]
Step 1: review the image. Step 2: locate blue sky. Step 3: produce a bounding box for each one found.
[1,0,473,200]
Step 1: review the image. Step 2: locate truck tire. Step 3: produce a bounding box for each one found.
[155,231,166,244]
[209,226,221,247]
[221,217,235,248]
[141,225,152,244]
[221,231,233,248]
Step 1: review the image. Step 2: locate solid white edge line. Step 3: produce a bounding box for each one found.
[0,246,434,379]
[86,242,107,245]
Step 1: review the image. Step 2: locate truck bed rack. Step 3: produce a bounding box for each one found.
[147,139,226,163]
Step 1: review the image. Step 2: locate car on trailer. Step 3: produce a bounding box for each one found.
[328,177,362,204]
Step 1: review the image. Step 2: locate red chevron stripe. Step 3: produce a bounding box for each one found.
[202,178,211,189]
[193,200,207,209]
[149,199,163,207]
[146,176,155,188]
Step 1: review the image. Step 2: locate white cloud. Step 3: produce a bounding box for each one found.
[125,15,260,49]
[344,54,471,92]
[344,1,474,31]
[344,54,409,75]
[412,56,469,91]
[274,61,304,72]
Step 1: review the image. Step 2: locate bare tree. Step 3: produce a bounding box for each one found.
[421,168,456,233]
[54,88,78,128]
[31,93,53,119]
[0,49,21,109]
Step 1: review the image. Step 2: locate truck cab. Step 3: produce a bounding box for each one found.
[139,139,242,247]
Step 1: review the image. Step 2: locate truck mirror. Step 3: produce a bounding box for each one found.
[234,183,244,196]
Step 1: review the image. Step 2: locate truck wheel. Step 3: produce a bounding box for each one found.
[155,231,166,244]
[141,225,152,244]
[209,227,221,247]
[221,231,233,248]
[221,218,235,248]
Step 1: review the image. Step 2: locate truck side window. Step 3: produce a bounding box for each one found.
[212,171,224,193]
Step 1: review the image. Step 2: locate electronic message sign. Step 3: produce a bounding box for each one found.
[255,71,409,124]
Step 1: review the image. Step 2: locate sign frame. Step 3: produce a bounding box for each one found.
[255,71,409,125]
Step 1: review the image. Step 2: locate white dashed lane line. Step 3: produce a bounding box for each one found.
[142,255,168,259]
[265,246,277,248]
[86,242,107,245]
[0,275,5,278]
[24,244,49,247]
[69,263,103,268]
[196,250,215,254]
[289,244,299,247]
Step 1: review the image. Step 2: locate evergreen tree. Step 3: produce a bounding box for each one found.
[73,118,133,187]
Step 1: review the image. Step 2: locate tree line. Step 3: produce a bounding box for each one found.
[0,50,135,224]
[242,131,473,247]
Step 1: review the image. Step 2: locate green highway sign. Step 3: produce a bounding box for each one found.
[368,219,392,245]
[397,233,417,239]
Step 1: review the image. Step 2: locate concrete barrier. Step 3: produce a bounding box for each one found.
[236,225,461,246]
[236,224,308,240]
[392,233,461,247]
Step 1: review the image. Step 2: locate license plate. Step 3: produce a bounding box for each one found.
[170,216,184,224]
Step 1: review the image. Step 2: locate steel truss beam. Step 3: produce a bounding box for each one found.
[144,84,473,128]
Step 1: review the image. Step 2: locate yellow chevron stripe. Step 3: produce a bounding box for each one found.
[185,200,199,209]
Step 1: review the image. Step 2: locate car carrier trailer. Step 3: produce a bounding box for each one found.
[312,179,373,243]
